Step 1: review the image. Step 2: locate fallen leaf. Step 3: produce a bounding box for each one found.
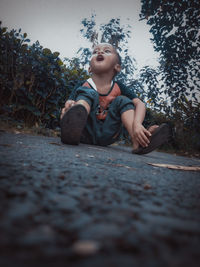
[49,142,61,146]
[107,163,135,170]
[116,164,131,169]
[88,146,106,151]
[72,240,100,256]
[0,144,13,147]
[14,130,21,134]
[59,174,65,180]
[147,163,200,171]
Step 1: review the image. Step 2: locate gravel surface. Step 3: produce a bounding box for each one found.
[0,131,200,267]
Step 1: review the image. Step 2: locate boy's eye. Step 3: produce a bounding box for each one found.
[105,50,111,54]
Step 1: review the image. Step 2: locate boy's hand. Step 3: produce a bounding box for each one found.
[60,100,75,119]
[132,122,151,148]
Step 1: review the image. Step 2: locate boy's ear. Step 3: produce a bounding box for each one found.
[114,63,121,74]
[88,66,92,74]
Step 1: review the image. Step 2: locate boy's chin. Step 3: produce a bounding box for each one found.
[92,65,107,72]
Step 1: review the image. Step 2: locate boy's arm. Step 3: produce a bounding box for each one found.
[60,82,82,119]
[132,98,151,148]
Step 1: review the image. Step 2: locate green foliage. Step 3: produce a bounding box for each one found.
[140,0,200,153]
[77,15,164,106]
[78,15,137,87]
[138,66,163,109]
[0,22,88,127]
[170,98,200,152]
[144,97,200,153]
[140,0,200,104]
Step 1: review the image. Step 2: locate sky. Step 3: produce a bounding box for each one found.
[0,0,160,69]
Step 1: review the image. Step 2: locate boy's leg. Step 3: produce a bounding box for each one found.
[60,87,98,145]
[75,100,90,113]
[96,96,135,146]
[132,123,171,154]
[120,103,171,154]
[60,104,88,145]
[121,109,139,150]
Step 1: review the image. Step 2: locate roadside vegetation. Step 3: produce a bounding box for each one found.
[0,0,199,156]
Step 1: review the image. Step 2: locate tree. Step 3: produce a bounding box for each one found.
[140,0,200,107]
[78,14,167,117]
[140,1,200,152]
[138,66,162,109]
[78,15,138,89]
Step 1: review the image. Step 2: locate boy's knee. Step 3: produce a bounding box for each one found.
[114,95,127,103]
[76,86,98,99]
[111,95,134,110]
[75,86,99,107]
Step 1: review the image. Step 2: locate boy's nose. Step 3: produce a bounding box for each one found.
[97,50,104,55]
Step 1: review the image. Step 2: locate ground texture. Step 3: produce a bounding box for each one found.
[0,131,200,267]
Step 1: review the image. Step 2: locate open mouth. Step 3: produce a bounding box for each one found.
[96,55,104,61]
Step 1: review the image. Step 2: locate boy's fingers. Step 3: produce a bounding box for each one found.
[65,101,70,108]
[61,101,76,119]
[60,108,65,119]
[65,103,70,109]
[133,125,152,148]
[138,131,150,147]
[61,101,75,119]
[63,107,67,113]
[65,100,75,109]
[138,129,151,147]
[144,129,151,137]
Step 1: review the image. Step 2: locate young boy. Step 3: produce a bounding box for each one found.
[60,43,170,154]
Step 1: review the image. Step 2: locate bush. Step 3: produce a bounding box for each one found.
[0,22,89,128]
[144,100,200,154]
[170,99,200,153]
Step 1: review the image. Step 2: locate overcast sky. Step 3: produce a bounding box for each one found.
[0,0,160,69]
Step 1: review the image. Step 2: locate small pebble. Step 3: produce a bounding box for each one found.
[144,184,152,190]
[72,240,100,256]
[87,155,95,158]
[59,174,65,180]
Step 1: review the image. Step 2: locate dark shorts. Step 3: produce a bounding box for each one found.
[73,86,134,146]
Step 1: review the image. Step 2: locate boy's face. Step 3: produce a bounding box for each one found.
[89,43,121,76]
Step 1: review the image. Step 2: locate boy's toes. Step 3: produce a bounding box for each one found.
[148,125,159,134]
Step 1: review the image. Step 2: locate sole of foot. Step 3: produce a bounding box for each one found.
[132,123,171,155]
[60,104,88,145]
